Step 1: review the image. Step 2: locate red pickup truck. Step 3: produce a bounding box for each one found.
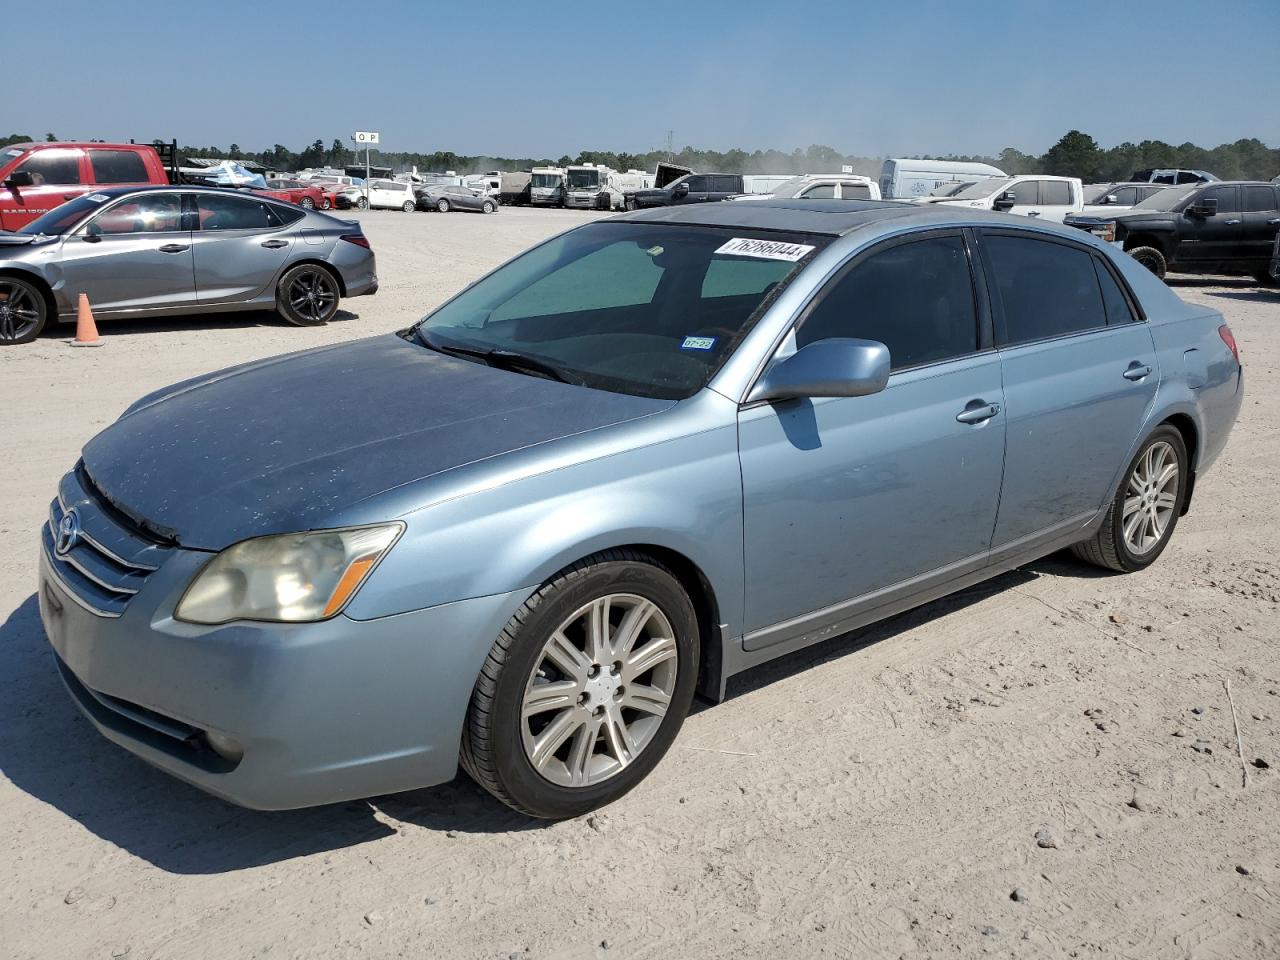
[0,141,177,231]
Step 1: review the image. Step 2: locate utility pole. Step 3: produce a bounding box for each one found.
[666,130,674,162]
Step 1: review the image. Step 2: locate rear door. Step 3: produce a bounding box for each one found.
[980,230,1158,549]
[1241,184,1280,266]
[190,193,297,303]
[57,192,196,313]
[1036,180,1077,222]
[0,147,90,229]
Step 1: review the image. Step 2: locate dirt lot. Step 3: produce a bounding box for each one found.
[1,208,1277,960]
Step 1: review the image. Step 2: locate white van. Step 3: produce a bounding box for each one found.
[927,175,1084,223]
[365,178,417,212]
[879,158,1006,200]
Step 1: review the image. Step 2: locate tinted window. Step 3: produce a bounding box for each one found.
[1243,185,1278,213]
[702,257,788,298]
[841,182,872,199]
[712,175,741,193]
[801,183,836,199]
[1111,187,1139,205]
[1174,171,1200,184]
[1041,181,1072,205]
[986,235,1107,344]
[15,149,81,185]
[197,194,284,230]
[684,176,708,192]
[1200,185,1239,213]
[1094,259,1137,325]
[88,149,149,185]
[1009,181,1039,205]
[796,235,977,370]
[88,193,184,234]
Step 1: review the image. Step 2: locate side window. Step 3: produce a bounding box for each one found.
[1175,172,1200,184]
[985,235,1108,344]
[87,193,184,235]
[1093,258,1137,325]
[197,194,283,230]
[1200,186,1239,213]
[491,240,662,321]
[1041,181,1072,205]
[1111,187,1139,206]
[15,149,82,186]
[1139,187,1163,202]
[88,150,150,185]
[1243,185,1278,213]
[840,182,872,199]
[684,176,708,192]
[801,183,836,199]
[1009,181,1039,205]
[796,235,978,371]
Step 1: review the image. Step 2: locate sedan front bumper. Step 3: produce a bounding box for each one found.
[39,543,530,810]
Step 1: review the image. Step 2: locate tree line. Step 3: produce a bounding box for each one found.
[4,131,1277,183]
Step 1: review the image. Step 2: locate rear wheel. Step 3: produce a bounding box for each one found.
[1127,245,1167,279]
[276,264,339,327]
[436,198,451,213]
[1071,425,1188,573]
[461,550,698,818]
[482,200,496,214]
[401,200,415,213]
[1253,269,1279,287]
[300,197,315,210]
[356,197,369,210]
[0,276,47,345]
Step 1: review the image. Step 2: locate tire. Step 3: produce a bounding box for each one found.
[322,199,332,210]
[436,198,451,213]
[275,264,340,327]
[1071,425,1188,573]
[300,197,315,209]
[1253,269,1280,288]
[482,200,496,214]
[460,549,699,819]
[1127,245,1167,279]
[0,275,48,345]
[356,197,369,210]
[401,200,415,213]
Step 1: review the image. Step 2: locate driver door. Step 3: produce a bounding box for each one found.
[58,192,196,313]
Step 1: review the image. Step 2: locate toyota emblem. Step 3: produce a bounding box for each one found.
[55,509,81,557]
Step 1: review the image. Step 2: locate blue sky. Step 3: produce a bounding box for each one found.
[9,0,1278,158]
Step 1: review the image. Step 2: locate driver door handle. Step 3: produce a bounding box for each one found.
[956,400,1000,425]
[157,243,190,254]
[1223,219,1242,225]
[261,239,289,249]
[1025,210,1041,217]
[1123,362,1153,381]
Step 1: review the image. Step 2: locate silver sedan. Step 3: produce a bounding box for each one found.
[0,186,378,344]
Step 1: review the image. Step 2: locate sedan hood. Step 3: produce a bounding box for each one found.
[81,334,673,550]
[0,232,38,246]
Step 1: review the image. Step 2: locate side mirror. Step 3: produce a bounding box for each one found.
[992,192,1016,212]
[1102,194,1118,205]
[673,182,689,197]
[1187,197,1218,218]
[3,170,34,189]
[748,338,891,404]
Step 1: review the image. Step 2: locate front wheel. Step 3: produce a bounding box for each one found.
[482,200,496,214]
[436,198,451,213]
[300,197,315,209]
[401,200,415,213]
[356,197,369,210]
[276,264,340,327]
[1071,425,1188,573]
[0,276,48,345]
[1127,245,1167,279]
[461,550,699,818]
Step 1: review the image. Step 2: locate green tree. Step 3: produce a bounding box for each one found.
[1042,130,1101,180]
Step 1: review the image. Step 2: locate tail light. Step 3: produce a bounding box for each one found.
[1218,324,1240,364]
[1098,222,1116,243]
[341,234,370,249]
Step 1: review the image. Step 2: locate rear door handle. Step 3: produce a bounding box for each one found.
[1268,218,1280,226]
[1223,219,1242,225]
[157,243,190,254]
[1025,210,1041,217]
[1123,362,1152,381]
[956,400,1000,424]
[261,239,289,249]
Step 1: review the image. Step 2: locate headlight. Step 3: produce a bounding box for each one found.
[176,523,403,625]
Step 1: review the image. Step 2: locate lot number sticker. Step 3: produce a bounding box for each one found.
[715,237,816,262]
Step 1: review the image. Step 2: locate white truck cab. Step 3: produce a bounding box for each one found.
[738,173,881,201]
[928,175,1083,223]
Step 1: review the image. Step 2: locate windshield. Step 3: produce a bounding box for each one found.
[17,193,111,235]
[567,170,600,189]
[1131,184,1199,211]
[414,222,826,400]
[531,174,561,188]
[947,177,1014,200]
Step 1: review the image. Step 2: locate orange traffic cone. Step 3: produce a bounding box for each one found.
[69,293,104,347]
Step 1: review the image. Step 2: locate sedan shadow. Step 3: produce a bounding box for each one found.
[38,308,359,339]
[0,553,1104,874]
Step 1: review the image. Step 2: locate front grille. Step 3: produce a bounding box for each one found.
[43,468,172,618]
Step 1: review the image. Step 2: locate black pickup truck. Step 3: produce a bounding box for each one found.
[1064,181,1280,285]
[626,173,746,209]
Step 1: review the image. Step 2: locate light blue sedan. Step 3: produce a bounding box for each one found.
[38,200,1242,818]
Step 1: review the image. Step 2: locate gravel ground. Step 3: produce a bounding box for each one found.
[1,207,1277,960]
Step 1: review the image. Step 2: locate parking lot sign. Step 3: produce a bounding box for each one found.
[354,131,380,145]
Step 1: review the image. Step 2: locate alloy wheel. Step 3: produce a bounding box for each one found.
[287,269,337,324]
[521,593,678,788]
[0,279,43,343]
[1123,440,1178,554]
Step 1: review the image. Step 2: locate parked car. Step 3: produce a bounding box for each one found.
[1065,181,1280,284]
[336,185,367,210]
[1130,168,1218,185]
[626,173,753,208]
[364,179,418,212]
[0,186,377,344]
[415,184,498,214]
[926,175,1084,223]
[1080,182,1169,215]
[36,200,1241,817]
[0,141,174,231]
[737,174,881,201]
[258,179,326,210]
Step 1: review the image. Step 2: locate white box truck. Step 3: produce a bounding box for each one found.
[879,158,1006,200]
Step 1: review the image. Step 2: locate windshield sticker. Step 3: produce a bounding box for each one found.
[681,336,716,351]
[86,194,110,203]
[715,237,816,262]
[645,245,664,257]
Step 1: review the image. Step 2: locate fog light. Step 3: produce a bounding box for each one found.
[205,730,244,763]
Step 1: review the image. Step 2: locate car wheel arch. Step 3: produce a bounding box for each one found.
[1124,231,1172,257]
[278,258,346,298]
[1160,412,1199,514]
[0,267,59,321]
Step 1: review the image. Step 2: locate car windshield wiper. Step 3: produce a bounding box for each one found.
[415,329,584,386]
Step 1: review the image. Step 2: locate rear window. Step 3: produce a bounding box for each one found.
[985,235,1108,344]
[197,193,296,230]
[88,149,150,185]
[1243,185,1278,213]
